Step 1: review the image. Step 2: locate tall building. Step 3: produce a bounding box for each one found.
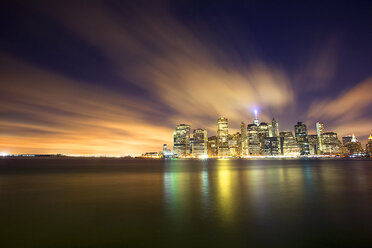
[247,124,260,155]
[316,122,324,153]
[173,124,190,157]
[308,135,319,155]
[367,135,372,156]
[321,132,340,155]
[294,122,310,155]
[272,118,279,137]
[263,137,280,156]
[343,134,362,155]
[253,109,259,126]
[228,132,241,157]
[162,144,172,158]
[258,122,270,154]
[192,128,208,157]
[207,136,218,158]
[241,121,249,156]
[280,131,300,156]
[217,117,229,157]
[342,135,353,145]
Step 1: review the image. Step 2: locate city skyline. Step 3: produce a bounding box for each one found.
[0,1,371,156]
[169,110,370,158]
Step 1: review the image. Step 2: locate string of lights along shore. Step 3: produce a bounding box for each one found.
[144,110,372,159]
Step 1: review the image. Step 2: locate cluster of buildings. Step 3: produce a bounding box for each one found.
[143,112,372,159]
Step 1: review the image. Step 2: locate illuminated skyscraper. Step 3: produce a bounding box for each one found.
[241,121,249,156]
[228,132,241,157]
[263,137,279,156]
[271,118,279,137]
[343,134,363,155]
[247,124,260,155]
[342,135,353,145]
[308,134,319,155]
[367,135,372,156]
[280,131,300,156]
[192,128,208,157]
[258,122,270,154]
[321,132,340,155]
[217,117,229,157]
[316,122,324,153]
[207,136,218,157]
[253,109,259,126]
[295,122,310,155]
[173,124,190,157]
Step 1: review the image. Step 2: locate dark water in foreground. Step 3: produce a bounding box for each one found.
[1,158,372,247]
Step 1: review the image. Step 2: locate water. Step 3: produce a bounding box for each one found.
[1,158,372,247]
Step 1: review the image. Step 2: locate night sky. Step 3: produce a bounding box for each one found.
[1,0,371,155]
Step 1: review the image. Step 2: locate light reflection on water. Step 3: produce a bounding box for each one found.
[1,158,372,247]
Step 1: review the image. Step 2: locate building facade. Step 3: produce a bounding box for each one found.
[294,122,310,155]
[217,117,229,157]
[228,132,241,157]
[308,134,319,155]
[248,124,260,155]
[207,136,218,158]
[241,121,249,156]
[173,124,190,157]
[321,132,340,155]
[271,118,279,137]
[367,135,372,156]
[263,137,280,156]
[192,128,208,157]
[316,122,324,154]
[280,131,300,156]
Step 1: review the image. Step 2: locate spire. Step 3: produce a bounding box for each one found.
[253,109,259,126]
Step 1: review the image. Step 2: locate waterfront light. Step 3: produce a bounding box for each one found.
[0,151,9,157]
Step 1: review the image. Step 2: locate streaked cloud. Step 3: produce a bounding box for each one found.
[0,55,172,155]
[307,77,372,142]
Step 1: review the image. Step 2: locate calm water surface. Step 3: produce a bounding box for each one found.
[1,158,372,247]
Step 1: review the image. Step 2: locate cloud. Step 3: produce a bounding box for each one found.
[0,55,172,155]
[307,77,372,120]
[44,1,294,127]
[307,77,372,144]
[0,1,297,155]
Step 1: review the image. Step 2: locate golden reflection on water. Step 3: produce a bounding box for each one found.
[216,159,235,224]
[162,159,371,230]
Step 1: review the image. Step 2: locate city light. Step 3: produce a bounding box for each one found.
[0,151,9,157]
[157,112,372,159]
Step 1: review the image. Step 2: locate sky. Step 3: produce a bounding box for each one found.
[0,0,371,155]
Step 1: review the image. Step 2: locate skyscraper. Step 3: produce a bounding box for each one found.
[253,109,259,126]
[342,135,353,145]
[367,135,372,156]
[280,131,300,156]
[173,124,190,157]
[228,132,241,157]
[272,118,279,137]
[192,128,208,157]
[241,121,249,156]
[247,124,260,155]
[321,132,340,155]
[258,122,270,154]
[343,134,362,155]
[263,137,280,156]
[316,122,324,153]
[295,122,310,155]
[207,136,218,158]
[217,117,229,157]
[308,134,319,155]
